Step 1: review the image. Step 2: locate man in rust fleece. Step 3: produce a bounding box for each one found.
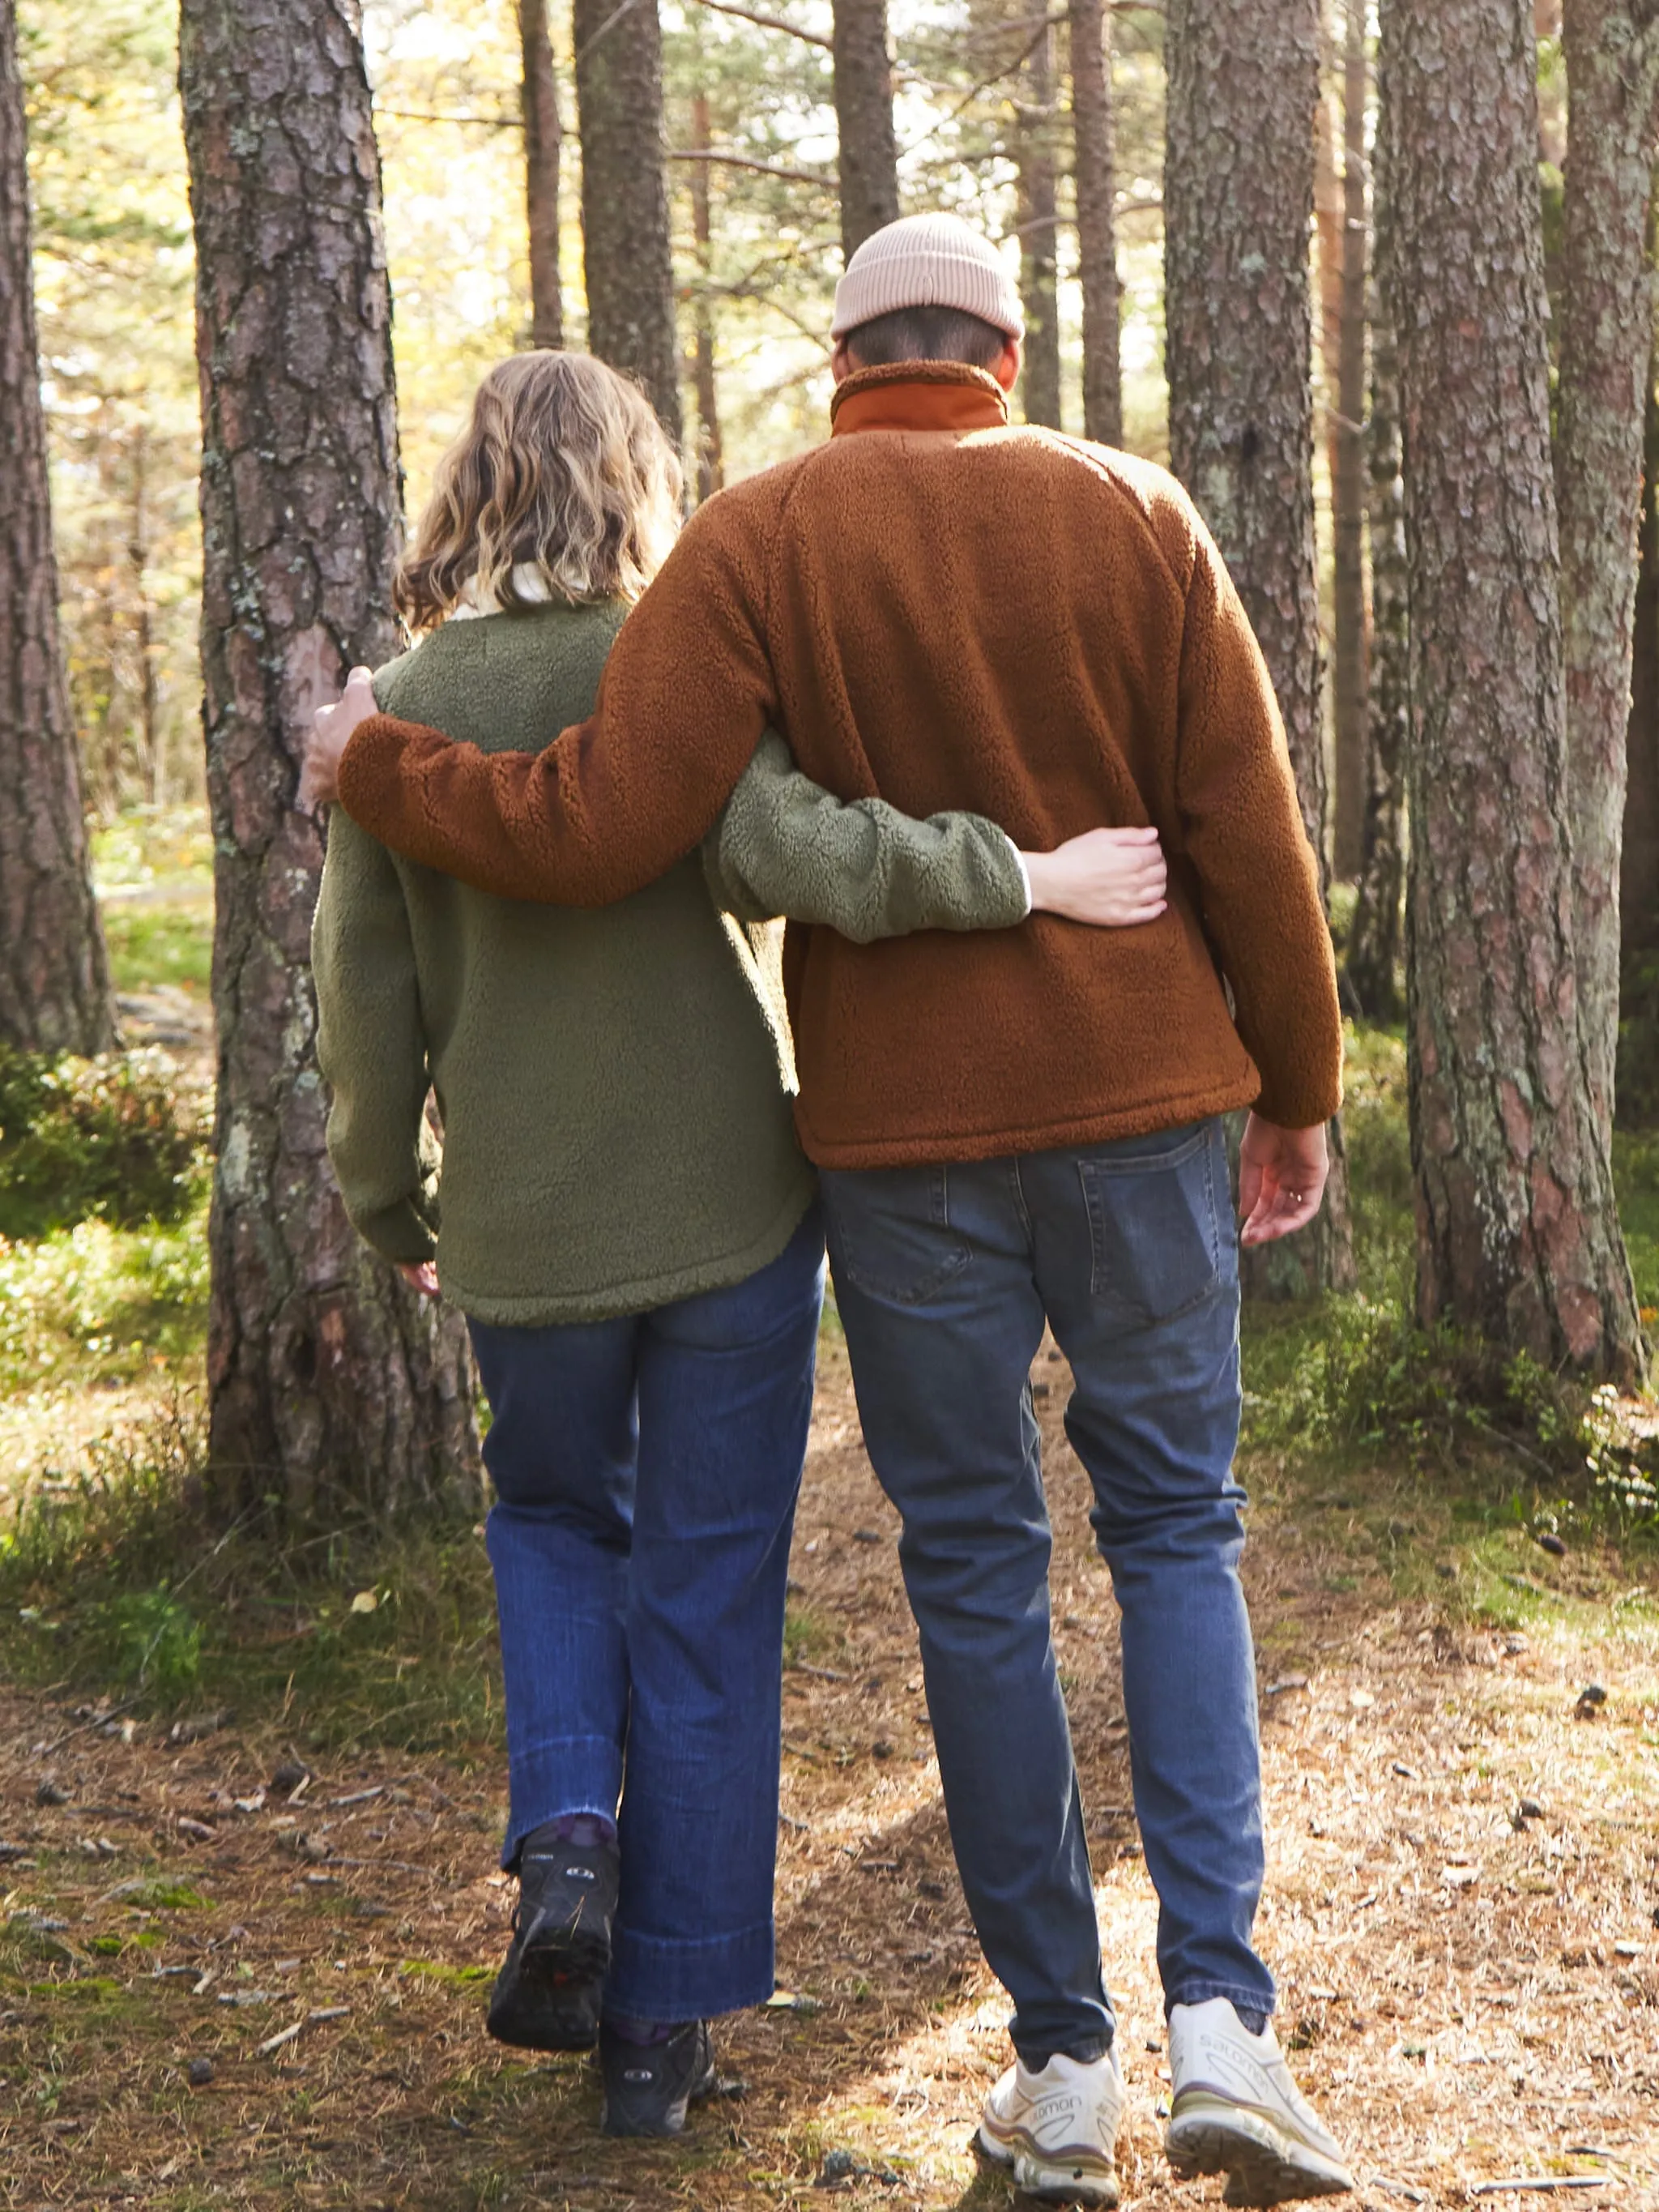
[304,214,1351,2209]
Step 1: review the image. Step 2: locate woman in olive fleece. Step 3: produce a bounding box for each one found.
[310,352,1166,2137]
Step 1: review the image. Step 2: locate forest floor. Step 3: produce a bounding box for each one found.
[1,812,1657,2210]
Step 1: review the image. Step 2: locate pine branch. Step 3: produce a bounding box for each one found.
[691,0,834,49]
[671,147,836,186]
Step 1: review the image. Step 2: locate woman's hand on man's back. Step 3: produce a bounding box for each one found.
[1021,825,1167,927]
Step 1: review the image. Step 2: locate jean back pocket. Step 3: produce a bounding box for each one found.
[1077,1122,1225,1327]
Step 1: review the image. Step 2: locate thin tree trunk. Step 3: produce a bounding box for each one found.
[1165,0,1354,1296]
[1380,0,1643,1380]
[1071,0,1122,446]
[1555,0,1659,1147]
[130,426,163,807]
[1625,339,1659,968]
[179,0,481,1516]
[1331,0,1369,880]
[574,0,682,439]
[1346,195,1408,1024]
[0,0,113,1055]
[1017,19,1062,429]
[520,0,565,351]
[689,89,724,503]
[832,0,900,259]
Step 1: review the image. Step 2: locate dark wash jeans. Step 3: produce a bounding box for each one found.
[821,1121,1274,2065]
[467,1203,825,2026]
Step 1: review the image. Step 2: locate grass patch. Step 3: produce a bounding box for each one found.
[783,1601,838,1669]
[0,1201,209,1395]
[0,1403,503,1756]
[101,902,212,999]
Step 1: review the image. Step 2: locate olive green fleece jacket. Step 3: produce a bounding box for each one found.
[311,600,1030,1325]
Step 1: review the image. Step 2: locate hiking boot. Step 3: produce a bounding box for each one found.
[1166,1998,1354,2206]
[975,2046,1124,2207]
[485,1825,619,2052]
[599,2018,717,2137]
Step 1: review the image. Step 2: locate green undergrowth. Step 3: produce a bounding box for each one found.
[0,1193,209,1394]
[0,1045,206,1239]
[1237,1022,1659,1590]
[0,1407,503,1760]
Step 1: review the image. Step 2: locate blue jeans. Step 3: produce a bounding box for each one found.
[467,1204,825,2024]
[821,1122,1273,2065]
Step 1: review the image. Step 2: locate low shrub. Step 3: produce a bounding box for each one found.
[1247,1291,1659,1537]
[0,1047,206,1238]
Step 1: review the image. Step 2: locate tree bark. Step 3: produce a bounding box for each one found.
[1555,0,1659,1147]
[1071,0,1122,446]
[1346,183,1408,1025]
[0,0,113,1056]
[1165,0,1354,1296]
[1331,0,1369,881]
[179,0,480,1517]
[1380,0,1643,1380]
[1016,19,1062,428]
[832,0,900,259]
[689,88,724,503]
[574,0,682,440]
[520,0,565,351]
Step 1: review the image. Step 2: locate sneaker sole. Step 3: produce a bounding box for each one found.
[1166,2102,1354,2207]
[486,1924,609,2052]
[975,2120,1120,2209]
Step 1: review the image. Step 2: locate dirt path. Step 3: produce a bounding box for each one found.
[2,1339,1656,2210]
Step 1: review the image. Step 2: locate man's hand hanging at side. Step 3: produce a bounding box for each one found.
[1236,1112,1329,1246]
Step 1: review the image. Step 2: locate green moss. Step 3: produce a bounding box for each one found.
[400,1958,492,1987]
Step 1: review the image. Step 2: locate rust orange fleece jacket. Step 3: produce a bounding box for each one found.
[338,361,1343,1168]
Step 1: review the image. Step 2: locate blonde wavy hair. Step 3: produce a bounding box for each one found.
[394,352,684,633]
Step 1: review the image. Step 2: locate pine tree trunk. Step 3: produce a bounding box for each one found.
[0,0,113,1057]
[1017,20,1062,429]
[1555,0,1659,1146]
[574,0,682,439]
[1380,0,1643,1380]
[1346,209,1408,1024]
[520,0,565,351]
[1071,0,1122,446]
[1330,0,1369,881]
[689,90,724,503]
[1625,345,1659,968]
[832,0,900,259]
[1165,0,1354,1297]
[179,0,481,1517]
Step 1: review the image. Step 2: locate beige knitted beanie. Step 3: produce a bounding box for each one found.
[830,212,1025,343]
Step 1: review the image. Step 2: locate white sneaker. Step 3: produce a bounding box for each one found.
[976,2046,1123,2207]
[1166,1999,1354,2206]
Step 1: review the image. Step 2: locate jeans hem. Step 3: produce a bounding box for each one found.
[1163,1979,1276,2021]
[606,1919,775,2022]
[501,1791,621,1870]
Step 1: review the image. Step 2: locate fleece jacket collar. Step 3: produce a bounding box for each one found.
[829,359,1010,438]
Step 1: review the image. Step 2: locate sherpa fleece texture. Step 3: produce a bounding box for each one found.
[313,600,1030,1323]
[338,361,1345,1169]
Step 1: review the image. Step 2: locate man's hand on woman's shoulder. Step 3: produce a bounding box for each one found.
[299,665,378,813]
